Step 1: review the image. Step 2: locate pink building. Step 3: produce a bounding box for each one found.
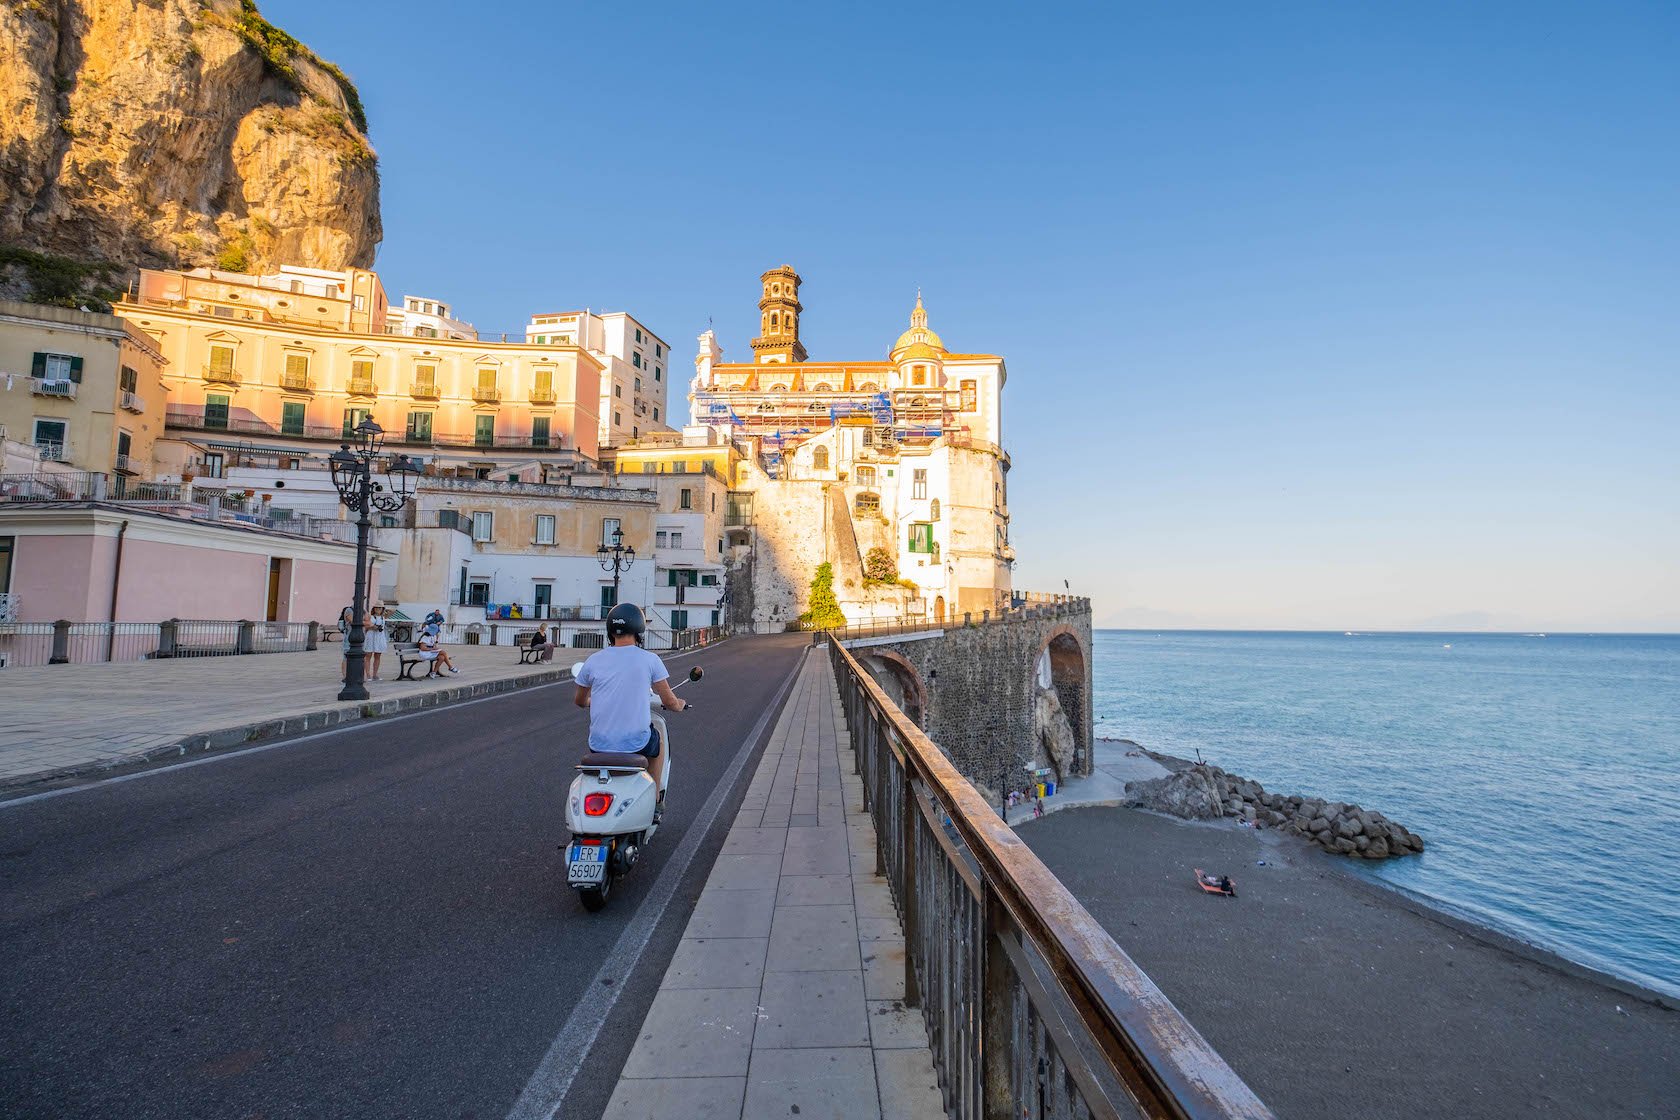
[0,502,377,625]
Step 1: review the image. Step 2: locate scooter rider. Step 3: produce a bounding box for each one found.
[572,603,689,813]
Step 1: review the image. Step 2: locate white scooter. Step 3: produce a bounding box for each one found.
[563,665,702,911]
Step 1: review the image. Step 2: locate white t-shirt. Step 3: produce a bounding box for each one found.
[575,644,670,752]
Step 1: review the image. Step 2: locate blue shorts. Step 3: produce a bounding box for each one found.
[639,725,662,759]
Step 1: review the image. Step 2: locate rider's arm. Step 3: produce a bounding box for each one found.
[652,679,687,711]
[573,685,591,709]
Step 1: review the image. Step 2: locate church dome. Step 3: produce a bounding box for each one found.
[889,293,945,359]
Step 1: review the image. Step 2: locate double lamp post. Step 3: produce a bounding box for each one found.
[330,419,422,701]
[597,524,636,607]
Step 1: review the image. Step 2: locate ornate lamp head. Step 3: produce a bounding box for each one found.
[328,446,361,505]
[353,417,385,458]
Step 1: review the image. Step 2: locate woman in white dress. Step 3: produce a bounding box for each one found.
[364,602,389,680]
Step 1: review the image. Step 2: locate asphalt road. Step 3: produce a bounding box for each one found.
[0,633,809,1120]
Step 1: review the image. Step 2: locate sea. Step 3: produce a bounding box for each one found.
[1091,630,1680,1000]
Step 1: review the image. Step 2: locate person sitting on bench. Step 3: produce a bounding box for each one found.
[417,624,459,676]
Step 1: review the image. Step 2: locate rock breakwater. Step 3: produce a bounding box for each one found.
[1124,756,1425,860]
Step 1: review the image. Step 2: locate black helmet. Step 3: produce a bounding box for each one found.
[606,602,647,644]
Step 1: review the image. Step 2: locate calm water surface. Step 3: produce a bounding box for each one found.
[1092,631,1680,998]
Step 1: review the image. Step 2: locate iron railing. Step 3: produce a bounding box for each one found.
[121,390,147,413]
[30,378,77,399]
[0,620,317,666]
[828,638,1272,1120]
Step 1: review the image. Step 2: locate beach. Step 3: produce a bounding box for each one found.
[1018,804,1680,1120]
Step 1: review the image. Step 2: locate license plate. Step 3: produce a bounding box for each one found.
[568,844,605,884]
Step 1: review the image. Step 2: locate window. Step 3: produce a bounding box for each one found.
[120,365,138,393]
[912,366,927,387]
[343,407,371,437]
[667,569,697,587]
[656,343,663,358]
[671,609,689,630]
[414,362,438,389]
[533,368,553,398]
[670,532,683,550]
[468,580,491,606]
[701,573,719,586]
[862,426,874,447]
[353,294,366,311]
[635,377,642,392]
[534,583,552,613]
[633,352,642,368]
[202,452,225,478]
[961,379,978,411]
[656,530,669,548]
[0,535,12,595]
[476,367,497,392]
[615,384,622,398]
[532,416,551,447]
[711,493,717,512]
[281,401,305,435]
[613,412,621,426]
[535,514,556,545]
[33,418,68,458]
[855,491,880,514]
[600,584,618,610]
[813,447,829,470]
[204,345,233,377]
[674,461,688,473]
[474,414,495,446]
[641,463,655,473]
[406,411,433,442]
[679,488,692,510]
[654,367,661,382]
[471,511,493,542]
[636,328,644,343]
[351,358,374,382]
[602,518,621,547]
[913,469,927,499]
[32,352,76,382]
[857,466,877,486]
[930,498,941,521]
[204,394,231,429]
[653,407,660,421]
[908,522,935,553]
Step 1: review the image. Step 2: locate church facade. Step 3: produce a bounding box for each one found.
[690,266,1013,626]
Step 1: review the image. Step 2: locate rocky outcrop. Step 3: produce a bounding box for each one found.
[1126,762,1426,860]
[1032,686,1077,780]
[1,0,380,284]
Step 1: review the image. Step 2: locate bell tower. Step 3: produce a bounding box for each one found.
[750,264,807,363]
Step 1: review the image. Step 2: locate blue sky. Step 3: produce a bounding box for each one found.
[266,0,1679,631]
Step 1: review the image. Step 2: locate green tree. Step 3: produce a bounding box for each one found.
[804,562,846,629]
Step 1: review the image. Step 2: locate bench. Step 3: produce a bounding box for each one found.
[395,642,437,681]
[514,629,549,665]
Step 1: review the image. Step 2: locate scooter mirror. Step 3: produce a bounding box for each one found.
[688,666,704,682]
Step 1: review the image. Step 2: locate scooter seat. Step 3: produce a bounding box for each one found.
[578,751,650,770]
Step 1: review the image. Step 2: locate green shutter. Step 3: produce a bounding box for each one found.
[31,353,46,378]
[68,357,82,383]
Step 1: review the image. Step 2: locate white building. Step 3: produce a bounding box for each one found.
[525,310,673,447]
[384,296,477,341]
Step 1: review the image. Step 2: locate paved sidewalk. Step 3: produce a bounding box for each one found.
[0,645,592,790]
[605,647,944,1120]
[1003,738,1171,826]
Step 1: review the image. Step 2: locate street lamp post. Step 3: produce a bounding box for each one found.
[596,524,636,608]
[329,419,422,701]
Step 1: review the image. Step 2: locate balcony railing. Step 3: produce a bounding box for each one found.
[202,366,239,385]
[472,385,501,404]
[828,638,1272,1120]
[30,378,77,399]
[162,407,576,454]
[114,453,134,474]
[529,387,556,404]
[411,380,440,400]
[347,377,378,397]
[120,390,146,413]
[0,592,18,623]
[280,373,314,393]
[35,441,68,462]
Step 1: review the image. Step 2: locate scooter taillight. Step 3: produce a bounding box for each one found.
[583,792,614,817]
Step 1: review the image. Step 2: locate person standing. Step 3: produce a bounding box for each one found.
[364,602,389,681]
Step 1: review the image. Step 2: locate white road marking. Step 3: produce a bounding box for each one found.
[0,646,717,811]
[503,649,806,1120]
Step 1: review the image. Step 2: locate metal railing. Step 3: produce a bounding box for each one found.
[347,377,378,397]
[411,380,441,399]
[0,593,18,624]
[202,366,239,385]
[530,387,557,404]
[30,378,77,399]
[828,639,1272,1120]
[471,385,501,403]
[809,616,951,643]
[0,619,317,666]
[280,373,314,392]
[120,390,146,413]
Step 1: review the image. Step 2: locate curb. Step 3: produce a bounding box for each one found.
[4,663,582,793]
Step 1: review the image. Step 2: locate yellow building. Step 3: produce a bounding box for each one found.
[114,266,602,480]
[0,299,169,484]
[603,428,742,480]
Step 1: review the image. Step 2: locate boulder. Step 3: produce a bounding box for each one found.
[1331,837,1357,854]
[1365,837,1390,859]
[1309,816,1332,834]
[1336,817,1363,839]
[1355,835,1371,852]
[1124,767,1226,820]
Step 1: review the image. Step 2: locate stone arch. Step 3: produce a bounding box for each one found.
[858,648,927,726]
[1031,625,1089,778]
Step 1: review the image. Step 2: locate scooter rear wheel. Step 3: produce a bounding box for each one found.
[578,872,614,912]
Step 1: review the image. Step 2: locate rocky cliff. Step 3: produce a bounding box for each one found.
[0,0,381,291]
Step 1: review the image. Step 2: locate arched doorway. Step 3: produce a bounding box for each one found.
[1031,628,1089,778]
[858,650,927,727]
[933,595,946,623]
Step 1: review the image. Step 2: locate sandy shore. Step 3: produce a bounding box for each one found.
[1018,804,1680,1120]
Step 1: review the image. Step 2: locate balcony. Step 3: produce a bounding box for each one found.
[347,377,378,398]
[202,366,239,386]
[114,453,135,474]
[30,378,77,400]
[529,387,556,405]
[472,385,502,404]
[411,379,441,400]
[35,441,68,462]
[120,390,146,413]
[280,373,314,394]
[0,592,17,623]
